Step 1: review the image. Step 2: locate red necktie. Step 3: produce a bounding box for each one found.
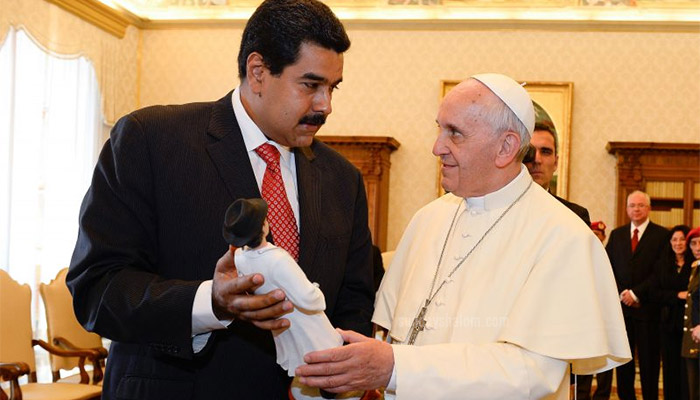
[631,228,639,253]
[255,143,300,261]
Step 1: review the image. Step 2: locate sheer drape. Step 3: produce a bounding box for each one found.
[0,27,101,319]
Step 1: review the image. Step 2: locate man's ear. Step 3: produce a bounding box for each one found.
[246,52,266,95]
[495,131,521,168]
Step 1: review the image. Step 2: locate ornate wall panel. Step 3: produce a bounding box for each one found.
[317,136,400,251]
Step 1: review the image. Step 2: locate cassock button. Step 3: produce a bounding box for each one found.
[685,315,689,320]
[684,327,689,331]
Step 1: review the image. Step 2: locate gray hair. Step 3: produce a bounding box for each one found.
[627,190,651,206]
[482,96,531,161]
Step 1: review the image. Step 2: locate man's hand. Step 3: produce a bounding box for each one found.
[211,246,292,330]
[295,329,394,393]
[620,290,640,308]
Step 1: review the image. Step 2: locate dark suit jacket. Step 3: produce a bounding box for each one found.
[606,221,669,321]
[67,93,375,400]
[650,257,692,332]
[553,194,591,227]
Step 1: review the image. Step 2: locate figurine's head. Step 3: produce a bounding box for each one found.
[223,198,269,248]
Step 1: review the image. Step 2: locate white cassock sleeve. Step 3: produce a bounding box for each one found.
[391,341,568,399]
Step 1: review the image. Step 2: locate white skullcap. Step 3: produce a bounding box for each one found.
[471,73,535,135]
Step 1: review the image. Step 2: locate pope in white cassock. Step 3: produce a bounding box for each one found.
[295,73,632,400]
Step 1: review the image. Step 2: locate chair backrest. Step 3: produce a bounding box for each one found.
[39,268,103,372]
[0,269,36,372]
[381,251,396,271]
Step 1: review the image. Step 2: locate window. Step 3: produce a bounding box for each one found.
[0,27,102,340]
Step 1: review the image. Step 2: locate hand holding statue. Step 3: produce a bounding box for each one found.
[295,329,394,393]
[211,246,292,330]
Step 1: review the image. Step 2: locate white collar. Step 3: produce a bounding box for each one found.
[631,218,650,236]
[464,165,532,212]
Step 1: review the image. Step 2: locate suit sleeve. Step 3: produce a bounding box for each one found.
[580,208,591,227]
[331,171,375,336]
[67,114,201,360]
[605,231,623,293]
[648,258,684,306]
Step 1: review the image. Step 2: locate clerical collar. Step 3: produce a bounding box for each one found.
[464,165,533,212]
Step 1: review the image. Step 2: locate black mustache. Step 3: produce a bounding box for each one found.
[299,113,326,126]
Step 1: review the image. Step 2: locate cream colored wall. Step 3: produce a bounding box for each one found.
[4,2,698,250]
[139,26,700,250]
[1,0,139,129]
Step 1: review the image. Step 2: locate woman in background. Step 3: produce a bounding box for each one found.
[653,225,693,400]
[681,227,700,400]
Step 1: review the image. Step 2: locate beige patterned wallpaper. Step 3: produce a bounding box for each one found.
[139,27,700,249]
[5,0,698,250]
[1,0,139,128]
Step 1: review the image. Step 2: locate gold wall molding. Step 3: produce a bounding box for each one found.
[44,0,139,38]
[51,0,700,34]
[138,18,700,33]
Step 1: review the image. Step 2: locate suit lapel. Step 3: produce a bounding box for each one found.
[635,221,657,253]
[295,145,321,276]
[205,92,261,202]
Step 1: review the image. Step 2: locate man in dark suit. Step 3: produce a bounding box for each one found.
[524,119,591,226]
[66,1,375,399]
[607,190,668,400]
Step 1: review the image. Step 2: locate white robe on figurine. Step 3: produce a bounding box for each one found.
[373,166,631,400]
[235,243,343,376]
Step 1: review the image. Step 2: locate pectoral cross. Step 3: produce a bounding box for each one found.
[407,300,430,345]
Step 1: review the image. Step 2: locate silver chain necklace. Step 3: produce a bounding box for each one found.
[406,180,532,345]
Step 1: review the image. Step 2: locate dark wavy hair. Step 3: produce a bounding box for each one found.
[663,225,694,265]
[237,0,350,79]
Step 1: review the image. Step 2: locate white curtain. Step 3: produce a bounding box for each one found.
[0,27,101,323]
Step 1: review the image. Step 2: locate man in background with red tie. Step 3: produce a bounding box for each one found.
[607,190,668,400]
[66,1,375,399]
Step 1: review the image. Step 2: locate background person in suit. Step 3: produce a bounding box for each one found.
[650,225,693,400]
[524,105,590,226]
[66,1,375,399]
[606,190,669,400]
[682,227,700,400]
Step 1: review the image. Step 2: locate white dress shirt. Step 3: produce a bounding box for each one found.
[630,218,650,240]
